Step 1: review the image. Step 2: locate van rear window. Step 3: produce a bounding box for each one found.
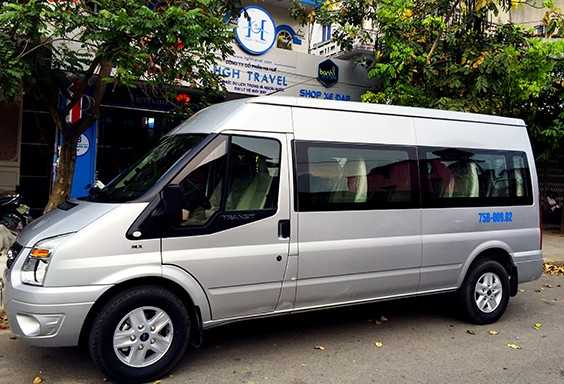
[419,147,533,207]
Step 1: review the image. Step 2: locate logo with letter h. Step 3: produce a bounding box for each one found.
[245,17,267,41]
[235,6,276,55]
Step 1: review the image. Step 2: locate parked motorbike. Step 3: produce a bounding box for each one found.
[542,192,562,226]
[0,193,32,235]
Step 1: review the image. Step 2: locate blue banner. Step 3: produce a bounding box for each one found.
[70,123,97,198]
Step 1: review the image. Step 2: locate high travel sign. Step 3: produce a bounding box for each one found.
[213,45,369,100]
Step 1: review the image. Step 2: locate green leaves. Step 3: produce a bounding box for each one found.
[1,0,239,104]
[296,0,563,159]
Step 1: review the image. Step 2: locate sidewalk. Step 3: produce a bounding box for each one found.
[543,229,564,265]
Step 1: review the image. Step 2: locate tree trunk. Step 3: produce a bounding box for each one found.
[44,135,78,213]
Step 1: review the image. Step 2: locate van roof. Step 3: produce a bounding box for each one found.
[245,96,525,127]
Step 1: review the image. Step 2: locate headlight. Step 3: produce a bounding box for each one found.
[21,234,72,286]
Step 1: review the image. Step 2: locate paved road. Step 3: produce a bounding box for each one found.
[1,274,563,384]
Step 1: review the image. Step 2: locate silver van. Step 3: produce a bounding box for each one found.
[4,96,543,383]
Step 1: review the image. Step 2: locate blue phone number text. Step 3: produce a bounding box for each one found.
[478,211,512,224]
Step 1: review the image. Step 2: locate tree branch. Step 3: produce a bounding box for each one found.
[426,0,461,64]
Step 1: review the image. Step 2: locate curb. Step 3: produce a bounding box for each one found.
[544,260,564,267]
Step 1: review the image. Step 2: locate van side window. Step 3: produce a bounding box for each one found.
[420,147,532,207]
[225,136,281,211]
[295,141,417,211]
[178,135,280,227]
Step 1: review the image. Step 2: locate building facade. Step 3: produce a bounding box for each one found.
[0,1,373,215]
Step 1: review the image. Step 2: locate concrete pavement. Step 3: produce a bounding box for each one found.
[0,274,563,384]
[543,230,564,265]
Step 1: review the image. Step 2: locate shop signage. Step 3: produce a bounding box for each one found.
[234,6,276,56]
[317,59,339,88]
[214,45,367,100]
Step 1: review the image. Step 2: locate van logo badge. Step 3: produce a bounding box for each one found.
[131,244,143,249]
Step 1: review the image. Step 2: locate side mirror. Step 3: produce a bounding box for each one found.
[161,184,183,226]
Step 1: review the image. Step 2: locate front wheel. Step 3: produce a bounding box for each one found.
[458,259,510,324]
[88,286,190,383]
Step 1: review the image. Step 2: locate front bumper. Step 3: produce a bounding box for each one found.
[513,250,543,284]
[3,249,111,347]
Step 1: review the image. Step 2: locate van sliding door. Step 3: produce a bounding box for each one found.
[292,107,422,308]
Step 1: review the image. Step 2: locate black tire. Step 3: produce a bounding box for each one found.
[88,286,190,384]
[458,259,510,324]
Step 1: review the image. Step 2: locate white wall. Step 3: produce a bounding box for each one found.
[493,0,564,27]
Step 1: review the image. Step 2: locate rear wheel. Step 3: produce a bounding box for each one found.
[458,259,510,324]
[88,286,190,383]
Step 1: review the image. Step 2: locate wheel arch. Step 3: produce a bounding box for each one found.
[79,265,211,348]
[457,241,518,296]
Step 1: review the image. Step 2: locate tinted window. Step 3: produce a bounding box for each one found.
[420,147,532,207]
[295,142,417,211]
[178,135,281,226]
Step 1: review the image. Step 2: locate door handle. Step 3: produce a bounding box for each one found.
[278,219,290,239]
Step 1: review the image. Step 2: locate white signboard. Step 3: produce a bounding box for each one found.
[235,6,277,56]
[215,44,372,101]
[76,134,89,156]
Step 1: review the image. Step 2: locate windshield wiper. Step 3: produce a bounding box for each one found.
[83,185,107,202]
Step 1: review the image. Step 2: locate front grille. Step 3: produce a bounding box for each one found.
[6,242,23,270]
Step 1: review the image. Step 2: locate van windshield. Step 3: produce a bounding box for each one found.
[82,134,207,203]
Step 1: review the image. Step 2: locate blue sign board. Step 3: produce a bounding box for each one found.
[70,123,97,198]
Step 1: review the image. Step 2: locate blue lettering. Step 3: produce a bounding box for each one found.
[258,20,267,41]
[245,19,252,38]
[298,89,322,98]
[214,66,241,79]
[479,211,512,224]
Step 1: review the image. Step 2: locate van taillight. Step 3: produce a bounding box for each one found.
[539,204,544,249]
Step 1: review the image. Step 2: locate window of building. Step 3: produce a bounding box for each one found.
[322,25,332,42]
[295,141,417,211]
[179,135,281,226]
[276,31,293,50]
[420,147,532,207]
